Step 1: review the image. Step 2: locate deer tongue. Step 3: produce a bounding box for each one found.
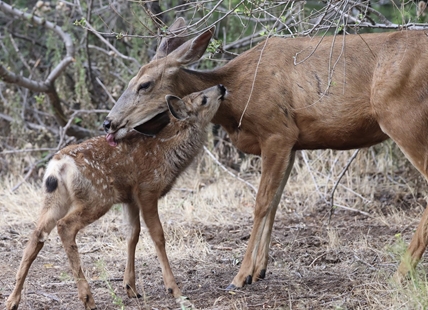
[106,133,118,147]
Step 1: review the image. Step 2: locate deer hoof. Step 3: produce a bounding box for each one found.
[259,269,266,279]
[125,284,141,298]
[226,283,237,291]
[168,288,173,294]
[84,294,96,310]
[245,275,252,285]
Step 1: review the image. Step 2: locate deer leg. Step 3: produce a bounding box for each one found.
[387,143,428,281]
[228,145,295,289]
[254,150,296,280]
[6,209,57,310]
[138,195,181,297]
[392,143,428,281]
[374,102,428,281]
[122,202,142,298]
[56,208,100,310]
[396,205,428,281]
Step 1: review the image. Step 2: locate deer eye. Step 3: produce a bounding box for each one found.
[138,82,151,93]
[201,96,207,105]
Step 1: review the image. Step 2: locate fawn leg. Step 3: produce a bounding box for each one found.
[6,209,57,310]
[122,202,141,298]
[138,194,181,297]
[56,208,101,310]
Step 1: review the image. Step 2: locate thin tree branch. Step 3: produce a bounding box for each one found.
[82,20,140,67]
[328,149,360,224]
[203,145,257,196]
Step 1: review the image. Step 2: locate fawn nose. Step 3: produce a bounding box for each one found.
[103,119,111,132]
[218,84,226,99]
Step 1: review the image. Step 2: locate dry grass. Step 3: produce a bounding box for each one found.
[2,142,428,309]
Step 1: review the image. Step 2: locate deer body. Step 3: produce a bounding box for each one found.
[6,85,226,310]
[176,33,400,153]
[103,19,428,289]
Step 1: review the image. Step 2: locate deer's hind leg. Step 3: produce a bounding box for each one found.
[374,98,428,280]
[122,202,141,298]
[56,201,112,310]
[6,206,59,310]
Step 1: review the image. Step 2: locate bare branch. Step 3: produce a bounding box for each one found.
[203,145,257,196]
[82,20,140,67]
[0,63,50,92]
[0,1,93,139]
[328,149,360,224]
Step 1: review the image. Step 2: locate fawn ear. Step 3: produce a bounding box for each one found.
[166,95,189,120]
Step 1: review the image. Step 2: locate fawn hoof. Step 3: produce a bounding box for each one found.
[7,303,18,310]
[245,275,252,285]
[226,283,238,291]
[6,296,21,310]
[168,288,173,294]
[258,269,266,280]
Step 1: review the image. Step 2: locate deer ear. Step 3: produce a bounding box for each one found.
[169,26,215,65]
[166,95,189,120]
[154,17,188,59]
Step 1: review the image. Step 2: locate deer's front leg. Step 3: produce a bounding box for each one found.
[122,202,142,298]
[138,194,181,298]
[254,150,295,280]
[228,144,296,289]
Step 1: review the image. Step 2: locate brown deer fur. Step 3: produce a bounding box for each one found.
[6,85,226,310]
[103,18,428,289]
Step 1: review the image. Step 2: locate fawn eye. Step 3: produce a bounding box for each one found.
[201,96,207,105]
[138,82,151,93]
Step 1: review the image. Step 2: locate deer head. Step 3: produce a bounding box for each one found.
[103,18,215,146]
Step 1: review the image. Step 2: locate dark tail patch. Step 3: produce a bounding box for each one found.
[45,175,58,193]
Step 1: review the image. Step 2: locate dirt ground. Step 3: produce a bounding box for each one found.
[1,167,428,309]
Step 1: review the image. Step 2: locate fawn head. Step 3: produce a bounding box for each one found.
[166,84,226,127]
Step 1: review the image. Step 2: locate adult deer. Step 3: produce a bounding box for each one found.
[6,85,227,310]
[103,18,428,289]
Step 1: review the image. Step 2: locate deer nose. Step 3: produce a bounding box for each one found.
[218,84,226,99]
[103,119,112,132]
